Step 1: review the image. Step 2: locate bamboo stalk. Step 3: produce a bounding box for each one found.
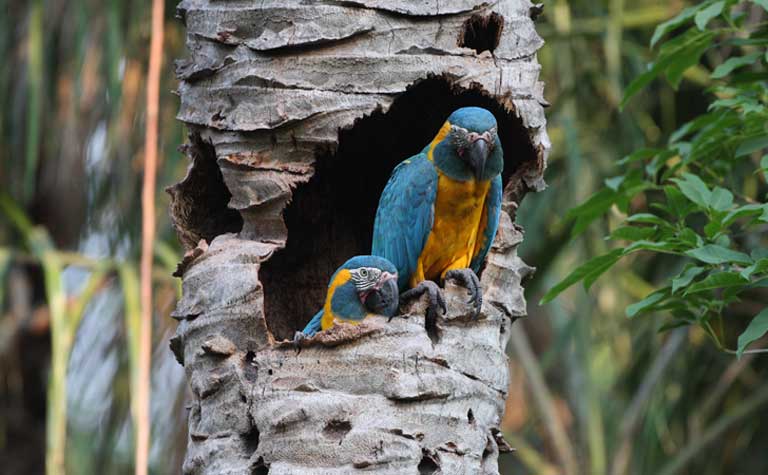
[136,0,164,472]
[509,325,579,475]
[609,328,688,475]
[24,0,43,203]
[658,383,768,475]
[538,6,678,38]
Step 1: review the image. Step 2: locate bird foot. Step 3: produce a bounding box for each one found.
[444,268,482,319]
[292,331,308,352]
[400,280,447,330]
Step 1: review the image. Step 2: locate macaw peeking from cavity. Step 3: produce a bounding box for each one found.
[297,255,400,339]
[372,106,503,321]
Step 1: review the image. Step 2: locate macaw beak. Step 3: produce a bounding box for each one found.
[363,272,399,317]
[466,136,490,180]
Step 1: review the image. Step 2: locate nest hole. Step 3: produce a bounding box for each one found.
[259,76,538,340]
[458,13,504,54]
[323,419,352,440]
[168,133,243,250]
[241,425,260,453]
[418,450,440,474]
[251,457,270,475]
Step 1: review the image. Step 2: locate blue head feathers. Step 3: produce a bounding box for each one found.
[335,255,398,275]
[431,106,504,182]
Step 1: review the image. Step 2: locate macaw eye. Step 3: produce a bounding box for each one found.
[450,125,470,148]
[359,268,369,278]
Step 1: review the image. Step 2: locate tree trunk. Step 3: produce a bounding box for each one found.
[168,1,548,474]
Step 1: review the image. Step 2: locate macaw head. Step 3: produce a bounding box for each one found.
[326,255,400,320]
[430,106,504,182]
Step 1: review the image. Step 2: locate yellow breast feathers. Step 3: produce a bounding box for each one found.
[410,173,491,287]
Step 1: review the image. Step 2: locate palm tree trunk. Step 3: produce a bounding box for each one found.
[169,0,549,473]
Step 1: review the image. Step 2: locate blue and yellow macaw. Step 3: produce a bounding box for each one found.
[372,106,503,320]
[297,255,399,339]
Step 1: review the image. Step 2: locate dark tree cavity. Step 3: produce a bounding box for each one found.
[459,13,505,54]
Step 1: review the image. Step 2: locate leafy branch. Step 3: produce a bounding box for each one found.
[543,0,768,356]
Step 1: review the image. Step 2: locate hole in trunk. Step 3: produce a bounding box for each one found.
[323,419,352,440]
[458,13,504,54]
[251,457,270,475]
[167,133,244,250]
[418,450,440,474]
[259,75,538,340]
[241,425,260,453]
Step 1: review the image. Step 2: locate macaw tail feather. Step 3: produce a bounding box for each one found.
[301,310,324,337]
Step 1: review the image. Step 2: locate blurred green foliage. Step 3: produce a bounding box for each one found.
[0,1,767,475]
[543,0,768,358]
[1,0,186,473]
[513,0,768,474]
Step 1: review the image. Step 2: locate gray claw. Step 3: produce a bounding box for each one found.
[445,268,482,319]
[401,280,447,330]
[292,331,306,351]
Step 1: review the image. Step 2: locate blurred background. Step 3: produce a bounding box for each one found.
[1,0,767,474]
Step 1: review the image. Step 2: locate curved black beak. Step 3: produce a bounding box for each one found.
[466,138,490,180]
[364,273,399,317]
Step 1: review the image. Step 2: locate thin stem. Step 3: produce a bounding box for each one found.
[658,383,768,475]
[509,324,579,475]
[609,328,687,475]
[136,0,164,472]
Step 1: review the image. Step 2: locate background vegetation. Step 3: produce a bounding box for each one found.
[0,0,766,474]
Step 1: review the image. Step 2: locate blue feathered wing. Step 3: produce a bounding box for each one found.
[470,174,502,273]
[372,154,438,291]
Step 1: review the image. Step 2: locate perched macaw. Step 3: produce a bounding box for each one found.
[372,106,503,320]
[297,255,400,339]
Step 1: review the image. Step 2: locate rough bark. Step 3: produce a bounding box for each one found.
[169,1,548,474]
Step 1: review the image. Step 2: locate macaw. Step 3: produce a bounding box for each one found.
[372,106,503,320]
[297,255,400,339]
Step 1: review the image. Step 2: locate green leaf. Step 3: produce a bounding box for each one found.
[752,0,768,13]
[658,319,694,332]
[737,307,768,357]
[677,227,704,248]
[695,1,724,30]
[627,290,667,318]
[736,135,768,157]
[673,173,711,208]
[610,226,657,242]
[618,148,661,165]
[664,30,716,88]
[715,234,731,248]
[664,186,696,218]
[760,155,768,181]
[708,187,734,211]
[650,5,702,47]
[685,271,748,294]
[740,258,768,279]
[711,52,762,79]
[566,188,617,237]
[685,244,753,265]
[672,266,706,293]
[622,29,715,107]
[704,219,723,239]
[627,213,669,226]
[624,240,679,254]
[723,204,766,226]
[670,114,718,143]
[540,249,624,304]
